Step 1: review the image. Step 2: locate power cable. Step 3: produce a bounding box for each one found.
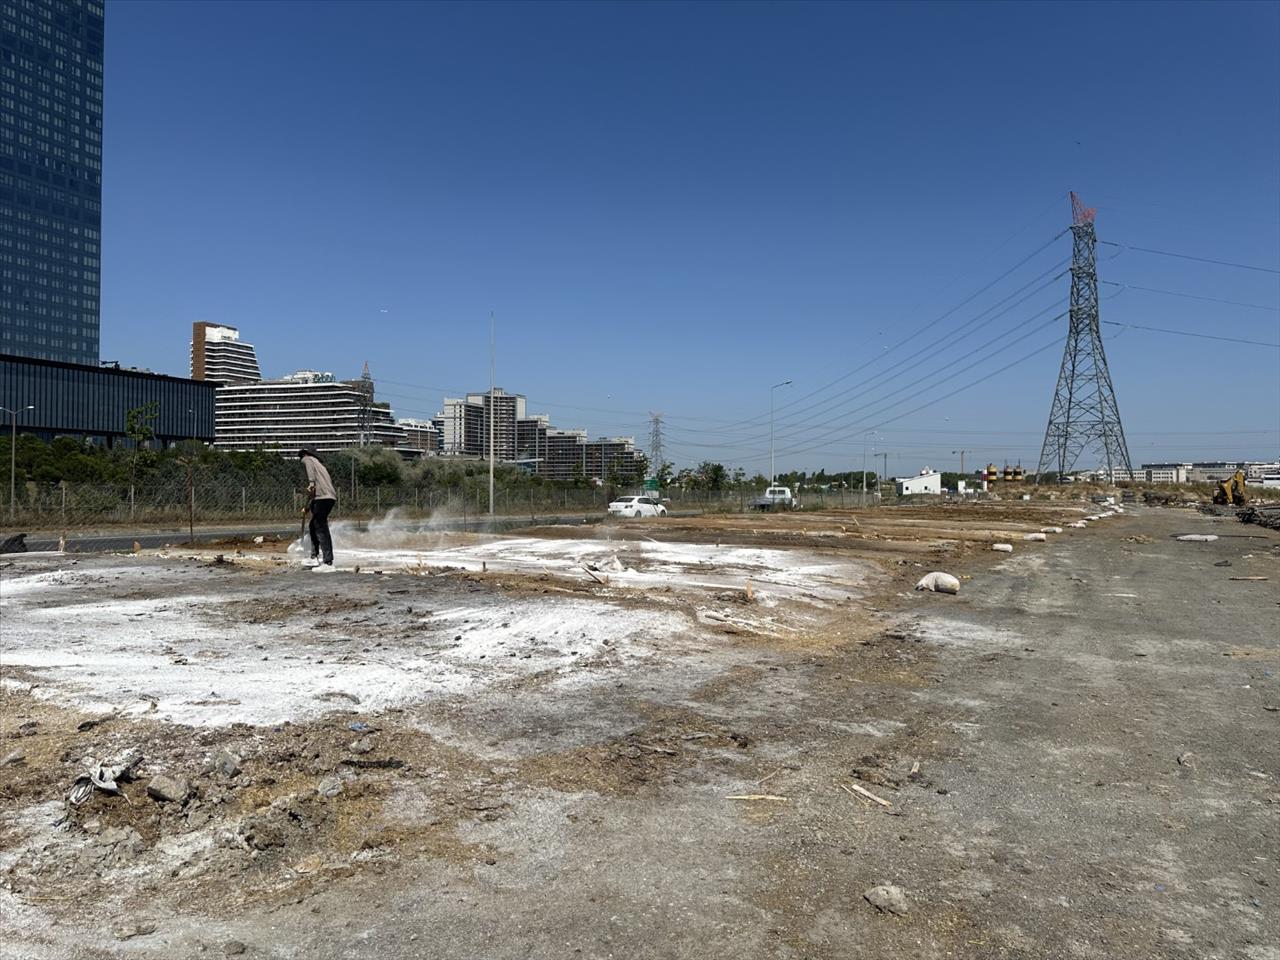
[1101,320,1280,349]
[1101,281,1279,312]
[1100,241,1280,275]
[686,230,1069,433]
[666,262,1068,439]
[668,294,1067,447]
[763,336,1069,462]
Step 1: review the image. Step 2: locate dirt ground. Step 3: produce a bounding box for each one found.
[1,500,1277,959]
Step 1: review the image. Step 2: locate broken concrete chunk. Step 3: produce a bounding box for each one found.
[223,941,248,956]
[864,884,910,915]
[111,920,157,941]
[1,749,24,766]
[914,572,959,595]
[348,737,374,755]
[212,749,242,778]
[317,776,343,798]
[146,774,191,803]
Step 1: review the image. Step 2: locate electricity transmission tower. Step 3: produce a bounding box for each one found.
[355,360,374,447]
[1035,193,1134,483]
[648,412,664,479]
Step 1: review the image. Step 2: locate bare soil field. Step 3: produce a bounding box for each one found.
[1,500,1276,959]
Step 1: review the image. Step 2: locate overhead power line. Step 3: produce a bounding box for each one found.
[667,260,1068,440]
[1101,281,1279,313]
[1100,241,1280,275]
[1102,320,1280,349]
[770,336,1069,462]
[690,229,1069,434]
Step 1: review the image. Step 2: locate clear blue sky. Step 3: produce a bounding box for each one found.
[101,0,1279,475]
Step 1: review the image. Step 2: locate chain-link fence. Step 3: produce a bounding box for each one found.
[0,476,889,536]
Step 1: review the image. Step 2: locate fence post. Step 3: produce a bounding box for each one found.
[241,486,246,515]
[61,481,67,539]
[130,483,135,520]
[376,486,381,513]
[414,487,420,512]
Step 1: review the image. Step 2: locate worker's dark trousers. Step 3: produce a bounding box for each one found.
[309,498,336,565]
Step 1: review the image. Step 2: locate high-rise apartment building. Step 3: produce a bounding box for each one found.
[0,0,105,364]
[213,369,405,453]
[190,322,262,384]
[440,388,527,459]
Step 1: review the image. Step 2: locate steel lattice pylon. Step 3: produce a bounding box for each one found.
[1035,193,1134,483]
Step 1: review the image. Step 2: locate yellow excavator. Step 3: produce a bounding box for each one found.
[1212,470,1248,506]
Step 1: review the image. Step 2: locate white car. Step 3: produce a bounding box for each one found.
[608,496,668,518]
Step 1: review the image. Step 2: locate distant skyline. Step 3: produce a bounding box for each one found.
[100,1,1279,474]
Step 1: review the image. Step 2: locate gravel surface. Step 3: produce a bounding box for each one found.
[1,504,1276,959]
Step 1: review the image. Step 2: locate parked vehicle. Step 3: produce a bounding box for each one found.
[608,496,668,518]
[749,486,796,511]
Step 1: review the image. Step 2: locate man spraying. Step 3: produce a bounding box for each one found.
[299,449,337,572]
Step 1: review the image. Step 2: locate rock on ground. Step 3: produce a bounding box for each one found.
[864,884,910,916]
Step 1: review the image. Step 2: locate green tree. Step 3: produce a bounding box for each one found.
[124,402,159,487]
[697,461,728,491]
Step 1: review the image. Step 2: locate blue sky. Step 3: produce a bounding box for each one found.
[101,0,1279,475]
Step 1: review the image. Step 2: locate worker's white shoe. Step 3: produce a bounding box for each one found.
[311,563,336,573]
[302,557,321,568]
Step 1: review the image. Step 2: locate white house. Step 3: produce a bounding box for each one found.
[895,471,942,496]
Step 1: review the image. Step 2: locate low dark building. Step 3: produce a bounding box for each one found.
[0,353,215,446]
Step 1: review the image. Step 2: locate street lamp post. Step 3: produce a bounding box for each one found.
[769,379,792,484]
[861,430,879,503]
[2,405,34,522]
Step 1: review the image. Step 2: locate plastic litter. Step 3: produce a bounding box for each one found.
[915,572,960,594]
[1176,534,1219,542]
[991,543,1014,553]
[1023,533,1047,542]
[68,749,144,805]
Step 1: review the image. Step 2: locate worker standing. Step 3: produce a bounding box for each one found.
[299,449,337,572]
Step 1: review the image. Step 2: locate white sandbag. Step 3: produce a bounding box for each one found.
[915,571,960,594]
[1040,526,1063,534]
[1068,521,1087,529]
[1023,532,1047,542]
[991,543,1014,553]
[1176,534,1218,542]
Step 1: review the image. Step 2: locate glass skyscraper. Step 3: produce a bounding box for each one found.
[0,0,104,365]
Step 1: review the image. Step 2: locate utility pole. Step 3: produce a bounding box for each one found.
[952,449,966,477]
[2,404,33,522]
[488,312,495,518]
[1035,192,1133,483]
[880,452,890,498]
[769,379,792,484]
